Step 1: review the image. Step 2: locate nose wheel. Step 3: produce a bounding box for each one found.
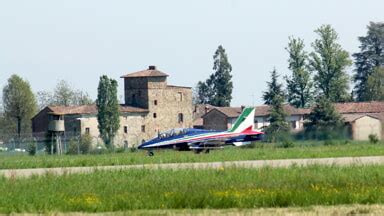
[147,151,154,157]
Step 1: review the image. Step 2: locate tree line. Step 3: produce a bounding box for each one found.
[196,22,383,141]
[263,23,384,141]
[0,76,120,149]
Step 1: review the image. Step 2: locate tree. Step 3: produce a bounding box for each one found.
[285,37,313,108]
[96,75,120,148]
[36,90,54,110]
[309,25,352,102]
[263,69,289,142]
[195,79,214,105]
[365,67,384,101]
[195,45,233,106]
[53,80,74,106]
[304,96,344,140]
[353,22,384,101]
[36,80,93,109]
[263,68,285,105]
[2,75,37,139]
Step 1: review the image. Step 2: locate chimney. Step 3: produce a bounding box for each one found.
[204,105,210,114]
[148,65,156,70]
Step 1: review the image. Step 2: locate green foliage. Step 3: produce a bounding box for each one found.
[26,142,37,156]
[309,25,352,102]
[37,80,94,109]
[67,138,79,155]
[369,134,379,144]
[353,22,384,101]
[96,75,120,148]
[2,75,37,138]
[79,134,92,154]
[196,45,233,106]
[263,69,290,142]
[262,68,285,105]
[67,135,92,155]
[365,67,384,101]
[285,37,313,108]
[2,166,384,212]
[304,96,345,140]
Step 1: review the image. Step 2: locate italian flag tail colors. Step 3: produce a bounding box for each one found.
[228,107,256,133]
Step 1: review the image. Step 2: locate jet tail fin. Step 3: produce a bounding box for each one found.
[228,107,255,133]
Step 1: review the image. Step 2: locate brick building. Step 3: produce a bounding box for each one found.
[32,66,193,147]
[202,101,384,141]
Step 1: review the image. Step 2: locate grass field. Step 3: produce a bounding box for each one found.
[1,165,384,213]
[0,141,383,169]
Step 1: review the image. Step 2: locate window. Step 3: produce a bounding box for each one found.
[141,125,146,132]
[153,113,157,118]
[85,127,90,134]
[178,113,184,123]
[154,100,158,105]
[291,121,296,129]
[178,92,183,101]
[124,126,128,134]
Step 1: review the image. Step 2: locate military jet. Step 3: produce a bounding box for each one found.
[138,107,263,156]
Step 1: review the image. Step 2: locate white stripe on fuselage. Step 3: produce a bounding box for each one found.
[143,131,242,148]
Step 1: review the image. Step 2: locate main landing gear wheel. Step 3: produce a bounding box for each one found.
[204,149,210,154]
[147,151,154,157]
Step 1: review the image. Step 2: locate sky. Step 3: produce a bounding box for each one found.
[0,0,383,106]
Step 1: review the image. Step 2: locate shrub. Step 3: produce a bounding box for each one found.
[67,138,79,155]
[324,140,335,146]
[369,134,379,144]
[115,147,125,153]
[80,134,92,154]
[276,140,294,148]
[26,142,37,156]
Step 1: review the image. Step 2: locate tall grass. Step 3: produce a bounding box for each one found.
[1,165,384,213]
[0,141,383,169]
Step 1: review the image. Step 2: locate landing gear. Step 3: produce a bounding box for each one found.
[193,149,203,154]
[204,149,210,154]
[147,151,154,157]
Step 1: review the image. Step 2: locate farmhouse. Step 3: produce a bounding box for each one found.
[202,101,384,141]
[32,66,193,147]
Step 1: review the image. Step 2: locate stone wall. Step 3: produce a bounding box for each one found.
[203,109,228,131]
[142,86,193,141]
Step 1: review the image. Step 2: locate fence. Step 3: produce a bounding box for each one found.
[0,132,141,155]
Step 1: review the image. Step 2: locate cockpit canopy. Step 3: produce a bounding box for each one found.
[157,128,188,139]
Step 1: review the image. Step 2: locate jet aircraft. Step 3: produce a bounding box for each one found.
[138,107,264,156]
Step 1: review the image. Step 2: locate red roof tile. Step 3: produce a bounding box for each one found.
[334,101,384,114]
[121,66,168,78]
[48,105,148,115]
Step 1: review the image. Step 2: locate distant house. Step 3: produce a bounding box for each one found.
[202,105,309,132]
[202,101,384,141]
[335,102,384,141]
[192,104,215,129]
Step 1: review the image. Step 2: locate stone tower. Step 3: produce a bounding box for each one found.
[121,66,193,139]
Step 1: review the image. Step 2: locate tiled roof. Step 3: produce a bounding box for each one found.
[335,101,384,114]
[47,104,148,115]
[193,104,216,120]
[121,66,168,78]
[342,113,384,122]
[254,105,310,116]
[216,107,243,118]
[206,104,310,118]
